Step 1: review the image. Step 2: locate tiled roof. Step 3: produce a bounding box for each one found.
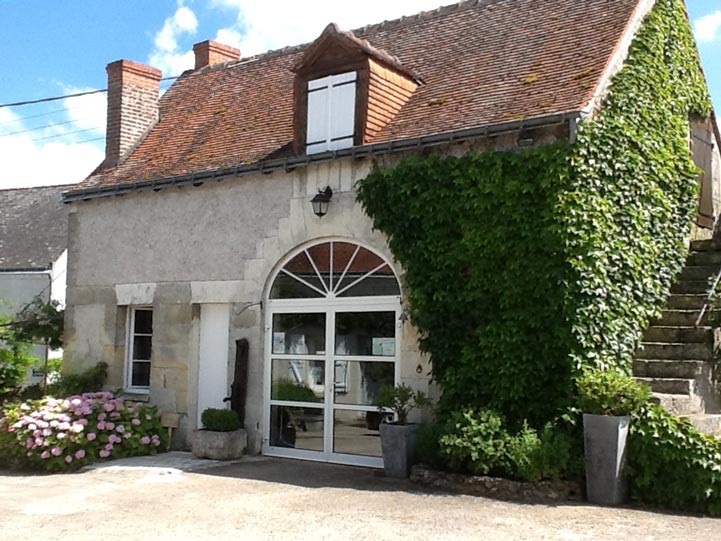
[0,185,71,270]
[78,0,642,191]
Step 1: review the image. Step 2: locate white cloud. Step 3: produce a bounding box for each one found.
[694,11,721,42]
[148,5,199,75]
[0,87,106,189]
[209,0,449,56]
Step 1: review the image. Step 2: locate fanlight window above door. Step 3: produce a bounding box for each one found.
[270,241,400,299]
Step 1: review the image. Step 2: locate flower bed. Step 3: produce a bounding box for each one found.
[0,392,165,471]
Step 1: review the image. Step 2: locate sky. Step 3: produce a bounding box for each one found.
[0,0,719,190]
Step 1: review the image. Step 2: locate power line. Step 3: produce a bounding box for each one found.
[0,77,178,109]
[0,117,91,137]
[31,127,104,143]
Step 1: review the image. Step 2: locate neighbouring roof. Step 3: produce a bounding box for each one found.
[0,185,71,270]
[76,0,642,193]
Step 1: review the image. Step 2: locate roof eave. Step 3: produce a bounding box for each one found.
[63,110,583,203]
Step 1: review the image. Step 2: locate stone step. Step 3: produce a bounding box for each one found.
[651,392,704,415]
[655,309,707,326]
[671,280,711,294]
[637,342,713,361]
[635,377,694,395]
[690,239,721,252]
[665,294,707,310]
[642,326,712,343]
[687,250,721,266]
[684,414,721,438]
[632,359,707,379]
[680,265,719,281]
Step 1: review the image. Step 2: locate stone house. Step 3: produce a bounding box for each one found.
[0,184,70,384]
[62,0,721,466]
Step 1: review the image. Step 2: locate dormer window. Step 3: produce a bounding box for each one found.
[306,71,357,155]
[293,23,420,156]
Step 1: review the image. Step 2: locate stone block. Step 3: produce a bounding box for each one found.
[192,429,246,460]
[155,282,192,304]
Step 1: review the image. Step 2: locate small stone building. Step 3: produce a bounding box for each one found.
[62,0,721,466]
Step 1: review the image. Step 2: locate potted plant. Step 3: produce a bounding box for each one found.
[192,407,246,460]
[376,383,432,478]
[576,370,649,505]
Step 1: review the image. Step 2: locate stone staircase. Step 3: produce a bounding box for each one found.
[633,239,721,437]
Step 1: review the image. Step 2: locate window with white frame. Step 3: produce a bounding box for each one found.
[126,307,153,391]
[306,71,357,155]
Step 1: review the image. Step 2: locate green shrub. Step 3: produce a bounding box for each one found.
[576,370,650,416]
[416,422,448,470]
[376,383,432,425]
[439,410,511,476]
[628,403,721,516]
[272,380,320,403]
[48,362,108,398]
[201,408,241,432]
[437,409,581,482]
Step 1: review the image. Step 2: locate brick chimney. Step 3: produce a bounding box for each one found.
[103,60,161,169]
[193,40,240,69]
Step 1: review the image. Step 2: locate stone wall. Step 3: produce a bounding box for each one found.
[64,131,562,453]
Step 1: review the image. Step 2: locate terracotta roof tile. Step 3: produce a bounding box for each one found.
[79,0,641,191]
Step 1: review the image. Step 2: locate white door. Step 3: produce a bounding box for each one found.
[262,241,402,467]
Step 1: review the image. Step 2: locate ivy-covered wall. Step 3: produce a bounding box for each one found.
[357,0,712,427]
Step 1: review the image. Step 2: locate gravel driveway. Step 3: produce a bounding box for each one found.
[0,453,717,540]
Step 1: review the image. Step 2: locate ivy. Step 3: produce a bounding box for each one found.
[358,0,709,425]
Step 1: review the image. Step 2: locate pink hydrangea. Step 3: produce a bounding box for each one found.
[105,422,115,431]
[140,436,150,445]
[65,456,73,464]
[40,451,50,459]
[103,402,115,412]
[105,443,114,452]
[75,450,86,460]
[116,425,125,434]
[57,432,66,440]
[131,418,141,426]
[96,421,106,430]
[99,450,110,458]
[87,432,97,441]
[51,447,62,456]
[42,428,52,437]
[110,411,121,419]
[97,413,106,421]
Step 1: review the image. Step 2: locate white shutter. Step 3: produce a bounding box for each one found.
[306,71,356,155]
[329,72,356,151]
[306,76,331,155]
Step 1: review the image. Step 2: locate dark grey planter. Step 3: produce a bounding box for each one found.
[191,428,247,460]
[379,423,419,478]
[583,413,629,505]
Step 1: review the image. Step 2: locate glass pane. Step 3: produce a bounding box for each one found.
[337,265,400,297]
[272,313,326,355]
[335,247,386,292]
[270,273,324,299]
[271,359,324,402]
[270,405,324,451]
[332,242,357,276]
[335,312,395,356]
[307,243,331,289]
[333,409,382,457]
[131,361,151,387]
[133,335,152,360]
[134,309,153,334]
[333,361,394,406]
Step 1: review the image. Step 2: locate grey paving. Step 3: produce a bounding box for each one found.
[0,454,718,540]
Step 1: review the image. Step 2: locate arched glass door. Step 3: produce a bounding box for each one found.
[263,241,401,467]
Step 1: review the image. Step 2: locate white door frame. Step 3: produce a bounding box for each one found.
[262,295,401,467]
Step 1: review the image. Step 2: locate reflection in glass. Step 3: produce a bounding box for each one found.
[272,313,325,355]
[333,361,394,406]
[333,409,382,457]
[270,273,324,299]
[134,309,153,334]
[271,359,324,402]
[131,361,151,387]
[270,405,324,451]
[335,312,395,356]
[133,336,152,360]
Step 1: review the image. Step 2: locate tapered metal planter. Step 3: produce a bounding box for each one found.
[379,423,419,478]
[583,414,629,505]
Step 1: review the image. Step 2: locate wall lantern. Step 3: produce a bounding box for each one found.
[311,186,333,218]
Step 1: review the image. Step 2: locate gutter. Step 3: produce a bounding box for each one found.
[63,111,583,203]
[0,266,52,273]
